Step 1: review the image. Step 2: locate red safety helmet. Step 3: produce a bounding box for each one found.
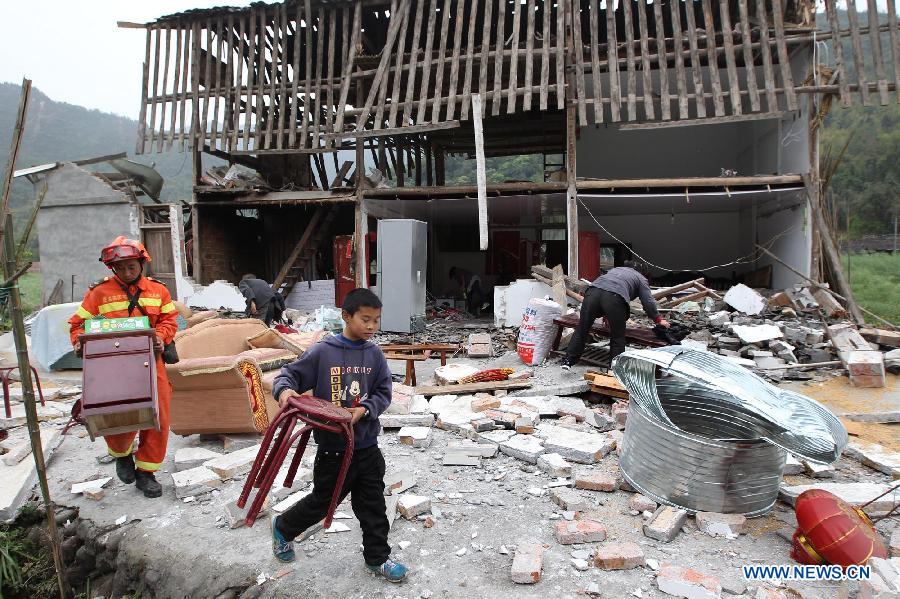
[99,236,152,266]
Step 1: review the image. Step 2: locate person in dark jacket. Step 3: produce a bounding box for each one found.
[269,288,408,583]
[239,274,285,326]
[561,262,670,369]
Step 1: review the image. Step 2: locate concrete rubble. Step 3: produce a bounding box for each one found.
[4,284,899,599]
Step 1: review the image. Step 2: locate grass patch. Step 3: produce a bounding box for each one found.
[843,252,900,326]
[17,272,42,316]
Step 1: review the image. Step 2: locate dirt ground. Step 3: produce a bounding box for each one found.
[22,356,895,599]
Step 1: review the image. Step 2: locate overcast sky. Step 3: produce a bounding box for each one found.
[0,1,253,119]
[1,1,891,119]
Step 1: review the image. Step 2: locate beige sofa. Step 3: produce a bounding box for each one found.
[166,319,313,435]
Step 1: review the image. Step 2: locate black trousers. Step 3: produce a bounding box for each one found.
[565,287,630,364]
[467,281,485,315]
[277,445,390,566]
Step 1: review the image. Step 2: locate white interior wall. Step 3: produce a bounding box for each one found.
[754,200,811,289]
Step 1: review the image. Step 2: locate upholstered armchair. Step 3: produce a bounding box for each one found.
[166,318,311,436]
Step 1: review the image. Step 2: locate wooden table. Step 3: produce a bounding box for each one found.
[380,343,462,386]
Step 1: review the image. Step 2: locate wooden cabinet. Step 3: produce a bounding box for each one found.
[79,330,159,440]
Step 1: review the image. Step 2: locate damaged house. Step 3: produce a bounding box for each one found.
[123,0,897,325]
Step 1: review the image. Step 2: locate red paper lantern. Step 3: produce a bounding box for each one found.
[791,489,887,567]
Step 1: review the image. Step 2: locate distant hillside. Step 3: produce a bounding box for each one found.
[0,82,198,255]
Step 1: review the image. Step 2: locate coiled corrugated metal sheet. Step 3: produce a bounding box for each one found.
[614,347,848,516]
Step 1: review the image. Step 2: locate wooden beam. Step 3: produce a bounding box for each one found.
[327,119,460,141]
[717,0,742,115]
[415,379,532,396]
[472,95,487,251]
[771,0,798,110]
[619,111,791,130]
[272,206,328,291]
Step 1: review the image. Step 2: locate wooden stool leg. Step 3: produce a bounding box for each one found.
[410,362,416,387]
[404,360,413,386]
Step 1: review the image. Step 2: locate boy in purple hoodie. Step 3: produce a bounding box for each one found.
[270,288,408,583]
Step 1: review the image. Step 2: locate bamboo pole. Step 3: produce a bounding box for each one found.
[3,214,69,598]
[0,78,31,253]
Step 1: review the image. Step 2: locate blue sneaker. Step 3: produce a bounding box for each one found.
[270,516,295,562]
[366,557,408,583]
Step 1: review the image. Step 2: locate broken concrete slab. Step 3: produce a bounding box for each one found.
[474,429,517,445]
[224,498,270,529]
[385,384,414,415]
[644,506,689,542]
[536,424,614,464]
[379,413,435,428]
[441,452,481,466]
[890,528,900,558]
[70,477,112,495]
[398,426,433,448]
[840,411,900,424]
[271,466,312,501]
[446,441,498,458]
[174,447,223,472]
[1,441,32,466]
[203,444,261,479]
[384,470,417,496]
[779,483,900,513]
[553,396,589,421]
[384,494,399,527]
[397,494,431,520]
[499,434,545,464]
[537,453,573,478]
[171,466,222,499]
[0,428,61,522]
[656,563,723,599]
[803,460,835,478]
[515,416,535,434]
[584,408,616,432]
[83,488,105,501]
[218,433,261,452]
[467,333,493,358]
[511,380,590,397]
[555,519,607,545]
[510,543,543,584]
[783,454,804,476]
[272,490,311,513]
[428,394,460,414]
[470,417,495,432]
[724,284,766,315]
[696,512,746,539]
[593,542,645,570]
[732,324,783,344]
[843,443,900,477]
[707,311,731,327]
[550,488,591,512]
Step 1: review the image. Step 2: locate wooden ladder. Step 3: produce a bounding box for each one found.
[272,205,340,296]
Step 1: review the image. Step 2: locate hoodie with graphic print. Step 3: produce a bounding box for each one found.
[272,335,392,451]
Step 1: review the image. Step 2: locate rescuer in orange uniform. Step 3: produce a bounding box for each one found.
[68,237,179,498]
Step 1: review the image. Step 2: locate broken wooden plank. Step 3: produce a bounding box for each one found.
[824,0,851,107]
[551,264,567,308]
[700,0,725,116]
[606,0,621,121]
[570,0,588,124]
[431,0,453,124]
[333,3,363,138]
[583,372,629,400]
[717,0,742,115]
[416,0,438,124]
[622,0,639,120]
[387,0,412,128]
[683,0,707,118]
[539,0,551,110]
[493,0,508,115]
[400,0,425,126]
[167,25,182,150]
[523,0,537,112]
[473,94,488,251]
[888,0,900,103]
[506,0,523,115]
[636,0,656,119]
[651,278,705,300]
[300,0,312,148]
[555,0,565,108]
[859,328,900,348]
[244,8,259,149]
[415,380,532,397]
[459,0,480,120]
[323,5,338,142]
[737,0,760,113]
[754,0,778,112]
[867,0,890,105]
[771,0,798,110]
[652,0,670,120]
[590,2,600,123]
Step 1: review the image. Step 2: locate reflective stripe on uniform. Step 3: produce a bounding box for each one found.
[98,301,130,314]
[139,297,162,308]
[134,458,161,472]
[76,306,94,319]
[107,445,133,458]
[160,302,176,313]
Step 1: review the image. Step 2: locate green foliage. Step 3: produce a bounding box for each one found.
[844,252,900,325]
[821,103,900,238]
[0,531,27,596]
[444,153,544,185]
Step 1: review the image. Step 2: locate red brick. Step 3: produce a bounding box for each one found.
[483,409,518,428]
[593,542,644,570]
[629,494,658,512]
[611,401,628,427]
[575,471,617,492]
[470,417,495,432]
[515,417,535,434]
[656,563,722,599]
[510,543,543,584]
[471,395,501,412]
[554,519,607,545]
